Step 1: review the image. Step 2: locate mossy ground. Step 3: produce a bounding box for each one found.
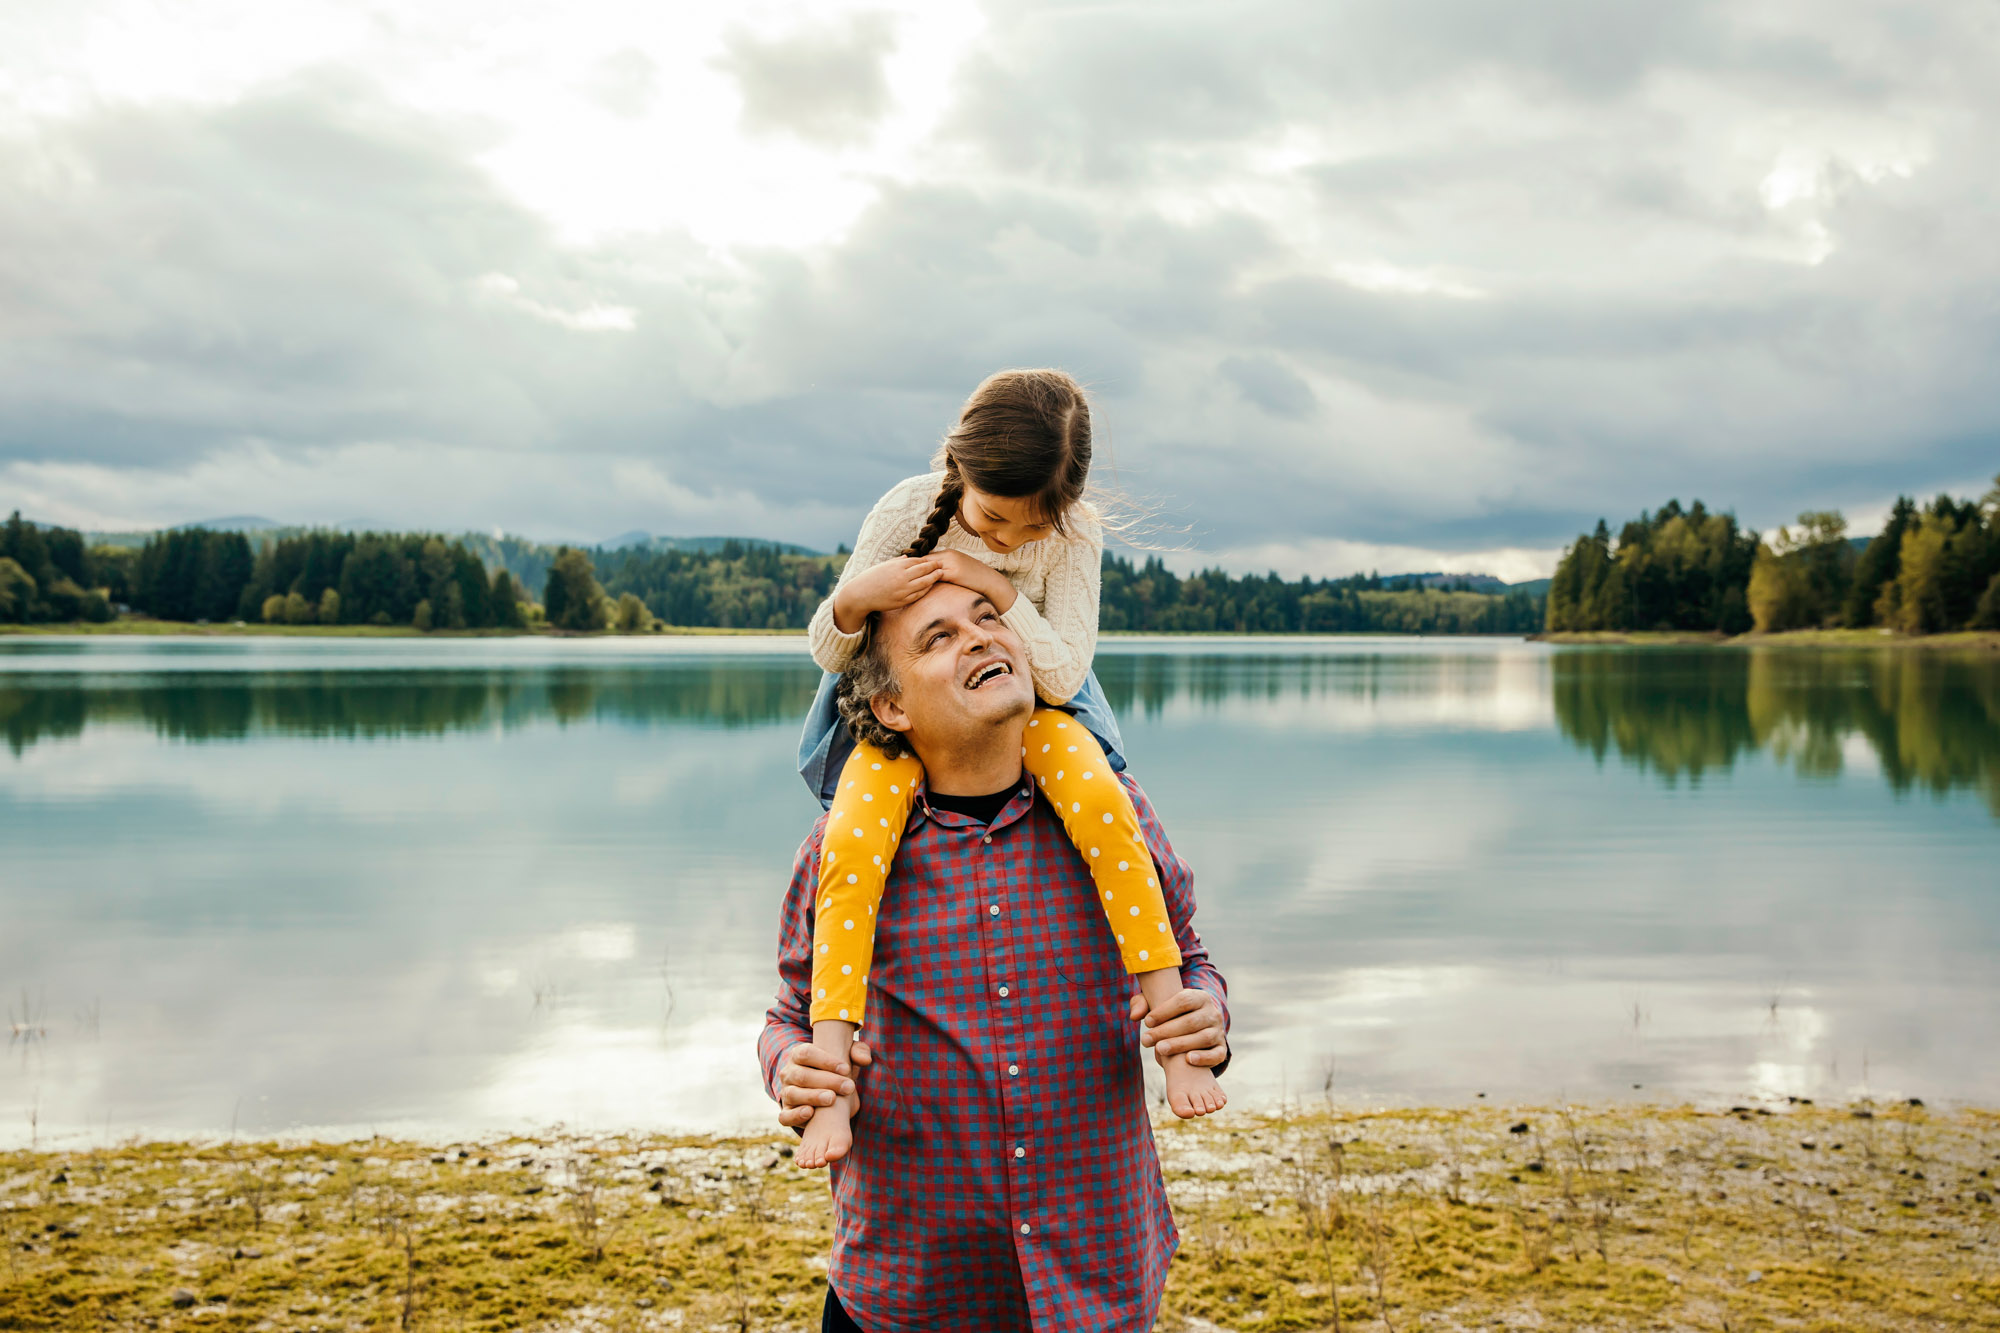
[3,1102,1996,1331]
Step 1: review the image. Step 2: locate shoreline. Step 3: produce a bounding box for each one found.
[5,1102,1994,1330]
[1532,627,2000,651]
[7,620,2000,650]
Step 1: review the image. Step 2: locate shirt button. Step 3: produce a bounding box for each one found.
[1007,1064,1019,1076]
[1019,1223,1031,1235]
[997,986,1010,997]
[988,904,1000,916]
[983,835,992,844]
[1014,1146,1025,1158]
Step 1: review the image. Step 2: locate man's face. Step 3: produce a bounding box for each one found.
[870,581,1035,755]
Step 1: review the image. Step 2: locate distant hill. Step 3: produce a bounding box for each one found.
[75,516,821,576]
[179,515,284,532]
[61,515,1546,599]
[1398,571,1513,593]
[598,531,823,557]
[1382,571,1551,598]
[463,531,823,593]
[453,533,556,591]
[87,517,300,548]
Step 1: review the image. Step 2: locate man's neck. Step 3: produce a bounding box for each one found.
[914,723,1027,797]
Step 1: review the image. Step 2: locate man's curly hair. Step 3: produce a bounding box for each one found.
[834,616,911,760]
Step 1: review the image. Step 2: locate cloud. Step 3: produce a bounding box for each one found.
[1221,354,1316,420]
[715,12,899,148]
[0,0,1996,573]
[475,273,637,332]
[591,48,660,120]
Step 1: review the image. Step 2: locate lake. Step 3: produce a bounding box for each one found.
[3,635,1996,1146]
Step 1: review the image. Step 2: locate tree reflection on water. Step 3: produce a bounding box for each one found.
[1551,647,2000,816]
[6,644,1998,819]
[0,662,825,754]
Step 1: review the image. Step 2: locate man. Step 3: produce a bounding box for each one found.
[757,579,1231,1333]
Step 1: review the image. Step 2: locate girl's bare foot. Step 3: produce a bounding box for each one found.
[1163,1053,1227,1119]
[797,1019,861,1168]
[1133,969,1228,1118]
[797,1098,854,1169]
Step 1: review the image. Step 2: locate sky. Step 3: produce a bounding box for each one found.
[2,0,1996,580]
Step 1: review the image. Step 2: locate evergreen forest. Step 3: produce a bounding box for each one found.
[1099,555,1543,634]
[0,523,535,631]
[8,472,1999,638]
[1544,476,2000,636]
[0,513,1545,634]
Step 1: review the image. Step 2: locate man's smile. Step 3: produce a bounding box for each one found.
[964,659,1014,690]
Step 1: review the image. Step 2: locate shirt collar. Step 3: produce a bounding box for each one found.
[910,771,1038,833]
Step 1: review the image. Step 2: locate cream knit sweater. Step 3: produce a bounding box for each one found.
[807,472,1102,705]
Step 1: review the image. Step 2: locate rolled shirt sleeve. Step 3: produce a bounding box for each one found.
[757,822,826,1102]
[1126,775,1231,1073]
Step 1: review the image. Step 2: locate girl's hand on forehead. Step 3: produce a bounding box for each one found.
[930,549,989,586]
[877,555,947,607]
[930,549,1019,612]
[835,555,946,629]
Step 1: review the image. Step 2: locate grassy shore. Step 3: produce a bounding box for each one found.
[1535,628,2000,651]
[0,620,800,638]
[4,1102,1995,1331]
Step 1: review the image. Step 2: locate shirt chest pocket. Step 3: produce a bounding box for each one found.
[1048,899,1136,993]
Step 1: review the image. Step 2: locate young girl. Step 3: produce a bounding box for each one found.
[794,368,1225,1169]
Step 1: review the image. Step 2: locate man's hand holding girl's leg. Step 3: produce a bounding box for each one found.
[1128,989,1229,1068]
[778,1039,873,1131]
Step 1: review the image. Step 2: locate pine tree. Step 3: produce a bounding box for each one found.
[543,548,607,631]
[490,569,524,627]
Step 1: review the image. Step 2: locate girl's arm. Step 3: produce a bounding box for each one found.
[807,479,932,674]
[997,515,1102,706]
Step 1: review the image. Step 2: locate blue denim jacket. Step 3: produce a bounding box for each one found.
[797,667,1127,809]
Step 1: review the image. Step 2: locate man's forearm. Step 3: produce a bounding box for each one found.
[1179,963,1231,1075]
[758,1007,813,1101]
[763,835,827,1101]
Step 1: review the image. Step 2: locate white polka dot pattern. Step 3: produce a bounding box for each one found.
[822,708,1185,1022]
[812,743,924,1025]
[1017,706,1183,979]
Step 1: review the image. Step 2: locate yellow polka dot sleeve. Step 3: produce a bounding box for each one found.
[810,743,923,1025]
[1022,709,1183,975]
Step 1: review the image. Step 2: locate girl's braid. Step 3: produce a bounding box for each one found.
[902,457,964,557]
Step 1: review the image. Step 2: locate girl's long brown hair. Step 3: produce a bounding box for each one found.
[903,369,1092,557]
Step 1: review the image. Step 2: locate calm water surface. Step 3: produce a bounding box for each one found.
[3,635,1997,1145]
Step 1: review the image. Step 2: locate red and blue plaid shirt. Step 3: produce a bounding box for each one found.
[758,772,1230,1333]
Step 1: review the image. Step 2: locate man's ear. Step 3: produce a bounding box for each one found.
[870,691,913,737]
